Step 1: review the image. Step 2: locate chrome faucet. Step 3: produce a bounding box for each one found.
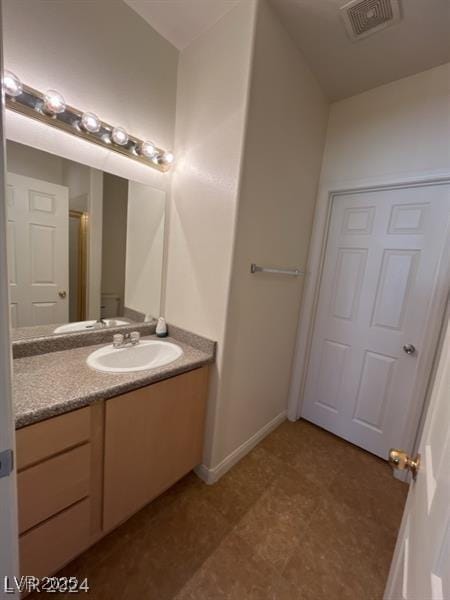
[95,318,107,328]
[113,331,140,348]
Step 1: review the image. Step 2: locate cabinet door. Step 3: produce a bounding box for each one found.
[103,367,208,531]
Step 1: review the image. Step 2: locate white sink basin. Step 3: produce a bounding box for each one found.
[87,340,183,373]
[54,319,129,334]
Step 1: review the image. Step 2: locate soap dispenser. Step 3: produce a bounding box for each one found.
[156,317,168,338]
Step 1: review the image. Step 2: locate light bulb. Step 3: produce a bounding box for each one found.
[43,89,66,114]
[160,151,174,166]
[139,141,157,159]
[2,71,22,97]
[111,127,128,146]
[2,71,23,98]
[81,112,101,133]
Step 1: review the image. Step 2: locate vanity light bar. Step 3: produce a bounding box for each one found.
[1,71,174,173]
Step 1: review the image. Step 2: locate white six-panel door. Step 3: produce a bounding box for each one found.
[302,184,450,458]
[384,317,450,600]
[6,173,69,327]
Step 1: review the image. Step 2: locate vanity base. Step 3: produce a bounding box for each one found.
[15,366,209,581]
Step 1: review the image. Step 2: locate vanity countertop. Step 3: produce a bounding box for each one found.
[13,333,215,429]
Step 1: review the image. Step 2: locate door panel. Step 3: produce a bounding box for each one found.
[31,302,57,325]
[6,173,69,327]
[315,339,348,413]
[302,185,450,458]
[352,350,395,432]
[331,248,367,320]
[371,250,419,331]
[385,320,450,599]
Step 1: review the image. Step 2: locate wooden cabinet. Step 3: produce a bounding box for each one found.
[20,500,91,580]
[16,403,104,578]
[16,366,209,579]
[18,443,91,534]
[103,367,209,530]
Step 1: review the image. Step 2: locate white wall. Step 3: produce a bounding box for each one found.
[62,161,90,209]
[209,0,329,469]
[125,181,165,319]
[86,170,103,321]
[320,63,450,187]
[2,0,178,192]
[164,0,258,466]
[165,0,257,337]
[288,62,450,419]
[6,140,64,184]
[102,174,128,312]
[5,141,91,211]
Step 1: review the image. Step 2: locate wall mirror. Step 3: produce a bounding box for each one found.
[6,140,166,340]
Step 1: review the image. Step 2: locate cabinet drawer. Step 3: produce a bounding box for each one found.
[20,499,90,578]
[18,444,90,534]
[16,408,90,470]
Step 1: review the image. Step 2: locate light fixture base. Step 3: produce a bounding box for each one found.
[4,81,171,173]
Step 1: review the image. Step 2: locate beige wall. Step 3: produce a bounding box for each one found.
[164,0,257,338]
[62,161,91,211]
[102,174,128,312]
[125,182,166,319]
[6,141,64,185]
[320,63,450,187]
[289,62,450,419]
[210,0,329,468]
[164,0,258,466]
[2,0,178,192]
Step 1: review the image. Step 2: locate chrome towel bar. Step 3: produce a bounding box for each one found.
[250,263,305,277]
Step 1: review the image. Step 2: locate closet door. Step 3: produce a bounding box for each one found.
[302,184,450,458]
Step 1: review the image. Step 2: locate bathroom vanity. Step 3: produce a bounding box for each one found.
[13,327,214,580]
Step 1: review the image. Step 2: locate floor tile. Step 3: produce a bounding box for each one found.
[259,420,348,490]
[57,473,230,600]
[283,489,400,600]
[174,532,300,600]
[232,471,322,572]
[199,445,285,525]
[330,444,408,534]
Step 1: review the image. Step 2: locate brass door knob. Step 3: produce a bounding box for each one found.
[58,290,67,299]
[389,449,420,480]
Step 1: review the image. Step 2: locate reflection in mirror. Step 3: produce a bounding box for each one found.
[6,141,165,338]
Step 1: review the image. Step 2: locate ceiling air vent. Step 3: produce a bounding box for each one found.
[340,0,401,41]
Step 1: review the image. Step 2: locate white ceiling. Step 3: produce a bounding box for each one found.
[124,0,239,50]
[269,0,450,100]
[125,0,450,100]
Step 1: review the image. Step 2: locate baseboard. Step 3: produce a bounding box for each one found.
[194,410,287,485]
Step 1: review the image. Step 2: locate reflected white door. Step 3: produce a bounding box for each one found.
[302,184,450,458]
[384,318,450,600]
[6,173,69,327]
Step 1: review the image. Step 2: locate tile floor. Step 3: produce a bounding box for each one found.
[51,419,408,599]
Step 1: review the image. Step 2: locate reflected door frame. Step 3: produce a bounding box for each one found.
[69,210,88,321]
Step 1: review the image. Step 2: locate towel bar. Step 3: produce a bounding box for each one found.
[250,263,305,277]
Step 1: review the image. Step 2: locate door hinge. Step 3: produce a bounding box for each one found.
[0,449,14,478]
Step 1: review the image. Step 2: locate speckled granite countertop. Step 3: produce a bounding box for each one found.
[13,332,215,429]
